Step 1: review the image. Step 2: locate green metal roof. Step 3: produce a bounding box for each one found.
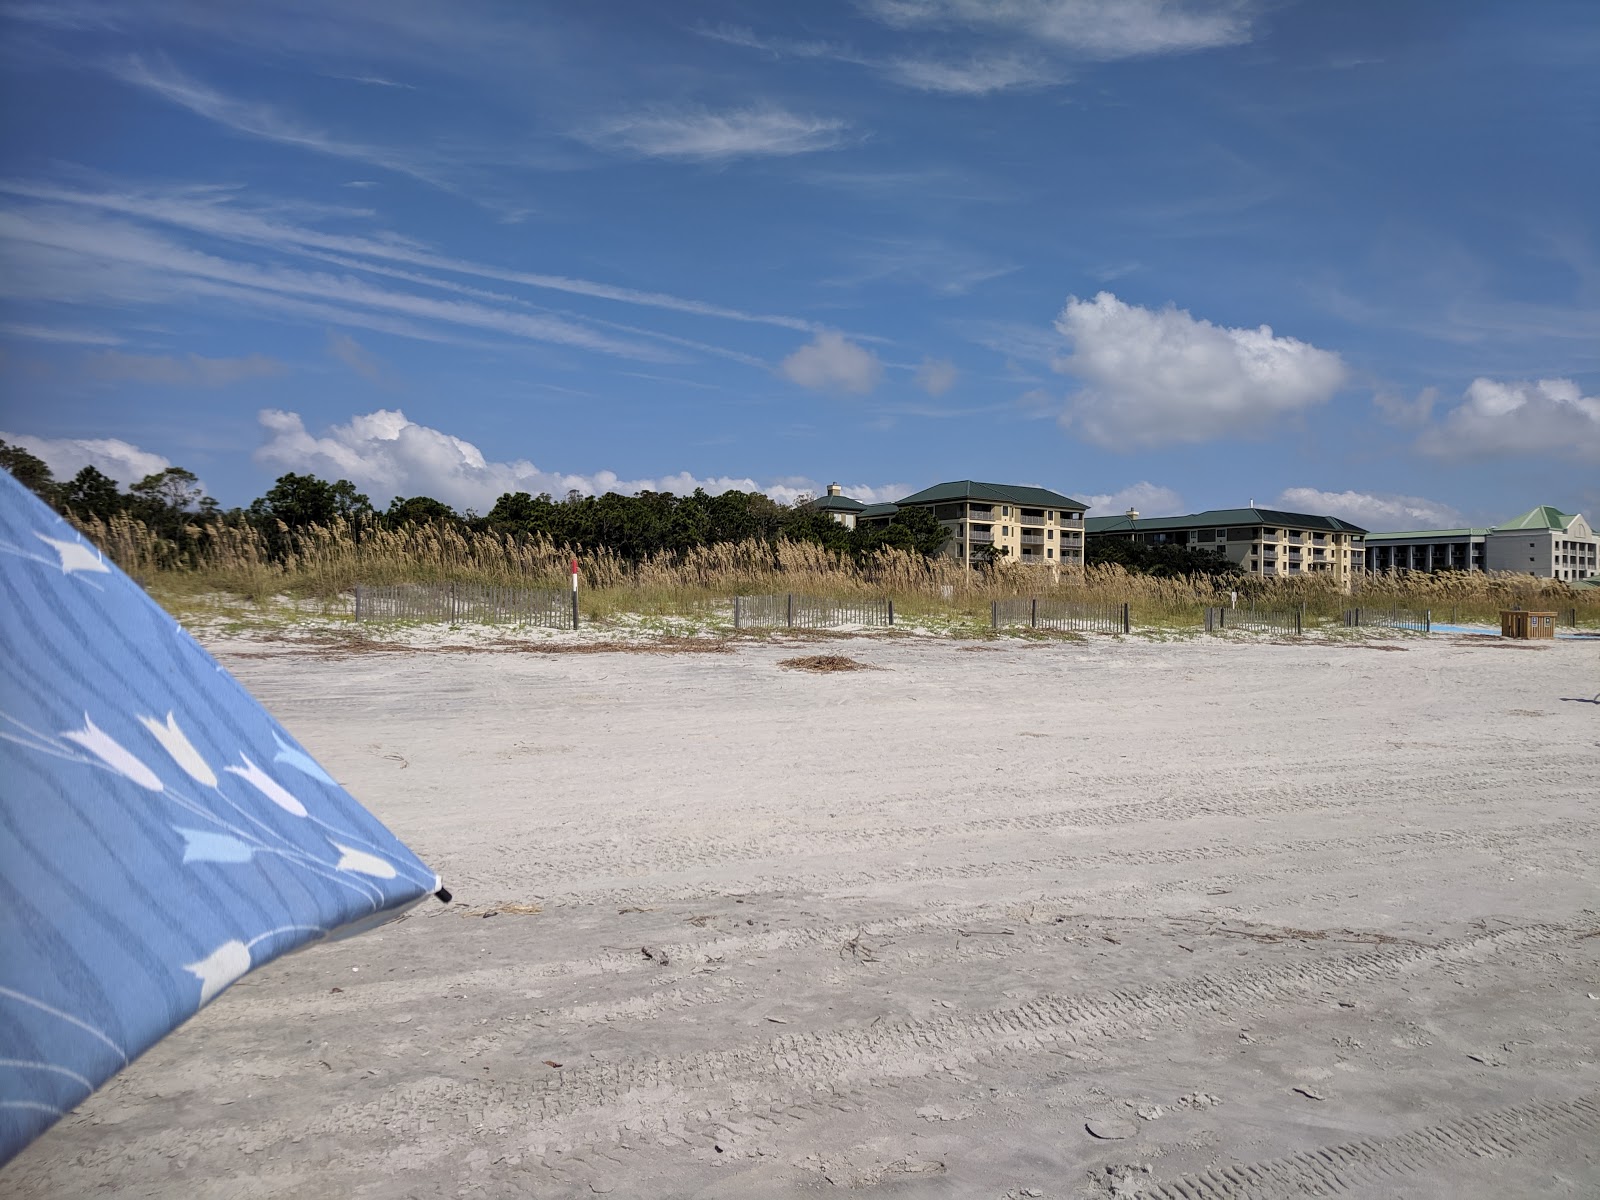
[1492,505,1574,532]
[1363,528,1490,541]
[895,480,1087,510]
[859,502,899,519]
[809,493,866,513]
[1084,507,1368,536]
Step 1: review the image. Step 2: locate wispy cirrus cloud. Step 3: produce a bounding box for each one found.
[0,321,125,346]
[576,106,851,161]
[110,56,453,190]
[700,23,1061,95]
[0,181,824,334]
[0,204,684,362]
[861,0,1254,58]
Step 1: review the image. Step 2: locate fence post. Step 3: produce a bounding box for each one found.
[734,596,742,630]
[786,593,794,629]
[1122,602,1130,634]
[1424,608,1431,634]
[887,598,894,626]
[450,581,458,623]
[1030,597,1037,628]
[354,585,363,621]
[991,600,998,630]
[1295,608,1303,636]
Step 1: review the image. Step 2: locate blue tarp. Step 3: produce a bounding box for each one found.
[0,472,441,1164]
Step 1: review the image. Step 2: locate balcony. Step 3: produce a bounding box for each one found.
[1021,533,1045,545]
[969,529,994,543]
[968,507,994,521]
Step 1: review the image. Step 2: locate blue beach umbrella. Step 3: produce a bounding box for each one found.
[0,471,446,1164]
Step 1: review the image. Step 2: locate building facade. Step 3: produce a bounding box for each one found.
[1363,506,1597,580]
[857,480,1088,568]
[1085,506,1368,586]
[809,483,864,529]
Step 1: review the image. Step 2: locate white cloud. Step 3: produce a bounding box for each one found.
[254,408,902,510]
[0,431,171,485]
[700,25,1060,95]
[863,0,1253,58]
[780,332,884,394]
[914,357,959,396]
[111,57,453,191]
[0,322,125,346]
[1053,291,1347,448]
[86,350,285,385]
[579,107,850,161]
[1418,377,1600,462]
[1,180,823,334]
[883,53,1059,93]
[0,205,683,362]
[1274,488,1465,532]
[1083,481,1184,518]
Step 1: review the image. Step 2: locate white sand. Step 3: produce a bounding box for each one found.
[8,632,1599,1198]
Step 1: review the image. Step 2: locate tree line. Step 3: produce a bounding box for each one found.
[0,440,948,562]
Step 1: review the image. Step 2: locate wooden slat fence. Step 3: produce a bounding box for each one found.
[1343,606,1432,633]
[991,598,1130,634]
[732,594,893,629]
[1206,606,1303,635]
[354,583,573,627]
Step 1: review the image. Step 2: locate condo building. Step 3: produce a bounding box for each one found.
[1084,506,1369,584]
[845,480,1088,567]
[1363,506,1596,581]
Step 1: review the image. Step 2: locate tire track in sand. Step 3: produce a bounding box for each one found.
[1142,1094,1600,1199]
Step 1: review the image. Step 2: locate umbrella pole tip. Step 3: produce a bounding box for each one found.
[434,886,453,904]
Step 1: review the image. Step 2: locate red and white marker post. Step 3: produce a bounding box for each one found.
[570,557,580,630]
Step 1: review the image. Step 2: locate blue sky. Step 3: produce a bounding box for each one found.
[0,0,1596,530]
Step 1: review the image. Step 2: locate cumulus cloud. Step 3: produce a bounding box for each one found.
[1052,292,1347,448]
[254,408,902,510]
[0,431,171,485]
[1418,377,1600,462]
[914,357,959,396]
[579,107,849,161]
[780,332,884,394]
[862,0,1253,58]
[86,350,285,386]
[1083,481,1185,518]
[1274,488,1465,532]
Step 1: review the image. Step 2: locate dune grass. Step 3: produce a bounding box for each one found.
[75,512,1599,633]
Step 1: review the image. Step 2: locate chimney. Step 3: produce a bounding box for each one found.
[827,482,842,497]
[1248,497,1254,508]
[1125,507,1139,521]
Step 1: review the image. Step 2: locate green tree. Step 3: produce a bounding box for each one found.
[385,495,460,526]
[57,466,124,521]
[1086,538,1243,579]
[251,473,373,529]
[855,506,949,558]
[0,439,56,502]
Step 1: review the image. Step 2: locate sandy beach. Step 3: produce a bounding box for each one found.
[7,630,1599,1198]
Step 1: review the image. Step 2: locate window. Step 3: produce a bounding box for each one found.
[1002,506,1011,517]
[1215,529,1226,540]
[1047,511,1055,520]
[1046,548,1054,559]
[1047,529,1054,539]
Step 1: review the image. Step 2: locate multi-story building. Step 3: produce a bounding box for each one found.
[809,483,864,529]
[1084,506,1369,586]
[1363,506,1597,580]
[857,480,1089,568]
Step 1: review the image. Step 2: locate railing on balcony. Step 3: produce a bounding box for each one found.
[1021,533,1045,545]
[968,507,994,520]
[969,529,994,543]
